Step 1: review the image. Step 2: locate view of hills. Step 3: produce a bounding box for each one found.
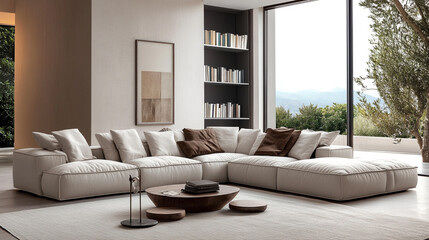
[276,89,380,114]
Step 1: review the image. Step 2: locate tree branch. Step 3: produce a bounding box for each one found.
[415,1,429,31]
[392,0,429,48]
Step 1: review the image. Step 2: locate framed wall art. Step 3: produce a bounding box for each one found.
[136,40,174,125]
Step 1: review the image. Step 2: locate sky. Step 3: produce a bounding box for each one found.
[274,0,379,97]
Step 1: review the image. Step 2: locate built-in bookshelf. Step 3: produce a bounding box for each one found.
[204,5,252,128]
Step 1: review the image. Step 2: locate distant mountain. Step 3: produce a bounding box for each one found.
[276,89,380,114]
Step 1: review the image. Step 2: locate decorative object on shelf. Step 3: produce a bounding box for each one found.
[204,65,244,83]
[136,40,174,125]
[205,102,241,119]
[204,30,248,49]
[121,173,158,228]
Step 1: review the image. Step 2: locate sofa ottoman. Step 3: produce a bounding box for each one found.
[193,153,248,183]
[228,156,297,190]
[41,160,138,200]
[276,158,418,201]
[127,156,203,190]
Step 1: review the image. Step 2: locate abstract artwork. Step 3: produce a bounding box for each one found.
[136,40,174,125]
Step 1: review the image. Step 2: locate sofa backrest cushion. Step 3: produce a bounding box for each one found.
[302,130,340,146]
[177,139,223,158]
[52,129,94,162]
[183,128,218,141]
[208,127,239,153]
[32,132,61,151]
[235,128,261,154]
[288,131,322,160]
[144,131,181,157]
[95,133,121,161]
[255,128,294,156]
[249,132,266,155]
[111,129,148,162]
[281,130,301,156]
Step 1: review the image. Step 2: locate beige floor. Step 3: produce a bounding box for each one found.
[0,151,428,239]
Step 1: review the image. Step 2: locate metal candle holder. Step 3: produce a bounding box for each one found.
[121,171,158,228]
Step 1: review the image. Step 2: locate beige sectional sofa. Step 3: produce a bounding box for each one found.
[13,128,418,201]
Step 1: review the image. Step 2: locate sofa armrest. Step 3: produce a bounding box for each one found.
[13,148,67,196]
[90,146,105,159]
[315,145,353,158]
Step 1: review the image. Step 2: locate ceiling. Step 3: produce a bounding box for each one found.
[203,0,294,10]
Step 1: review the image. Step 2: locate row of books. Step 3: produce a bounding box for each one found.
[205,102,241,119]
[204,30,248,49]
[204,65,245,83]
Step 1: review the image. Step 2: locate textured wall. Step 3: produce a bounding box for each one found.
[91,0,204,143]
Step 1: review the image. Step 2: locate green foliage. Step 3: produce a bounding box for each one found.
[276,103,347,134]
[356,0,429,143]
[353,113,385,137]
[0,26,14,147]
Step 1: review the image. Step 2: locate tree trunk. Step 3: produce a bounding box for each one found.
[421,94,429,162]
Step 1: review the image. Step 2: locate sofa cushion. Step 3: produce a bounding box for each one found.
[208,127,239,152]
[32,132,61,151]
[276,158,417,201]
[303,130,340,146]
[177,139,223,158]
[183,128,218,141]
[288,131,321,160]
[41,160,138,200]
[52,129,93,162]
[95,133,120,161]
[193,153,248,182]
[144,131,181,157]
[228,155,296,190]
[281,130,301,156]
[127,156,203,189]
[235,129,261,154]
[249,132,266,155]
[255,128,294,156]
[111,129,147,162]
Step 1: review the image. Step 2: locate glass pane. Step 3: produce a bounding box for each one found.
[270,0,347,144]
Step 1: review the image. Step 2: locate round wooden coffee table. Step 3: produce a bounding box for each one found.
[146,184,240,213]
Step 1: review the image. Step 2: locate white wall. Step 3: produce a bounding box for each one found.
[91,0,204,143]
[252,8,264,130]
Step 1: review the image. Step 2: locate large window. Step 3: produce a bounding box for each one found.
[266,0,347,142]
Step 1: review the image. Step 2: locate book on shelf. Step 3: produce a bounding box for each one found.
[204,30,248,49]
[205,102,241,118]
[204,65,244,84]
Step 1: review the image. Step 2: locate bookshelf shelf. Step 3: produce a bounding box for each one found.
[204,5,252,128]
[204,44,248,53]
[204,81,249,86]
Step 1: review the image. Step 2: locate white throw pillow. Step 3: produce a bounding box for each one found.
[95,133,121,161]
[288,131,322,160]
[236,129,261,154]
[110,129,147,162]
[173,130,185,141]
[51,129,93,162]
[32,132,61,151]
[144,131,181,156]
[208,127,239,153]
[303,130,340,146]
[248,132,266,155]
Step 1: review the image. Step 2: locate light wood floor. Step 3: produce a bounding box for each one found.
[0,158,428,239]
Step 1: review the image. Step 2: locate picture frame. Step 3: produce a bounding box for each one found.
[135,40,175,125]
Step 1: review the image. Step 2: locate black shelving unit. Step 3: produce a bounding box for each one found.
[204,5,252,128]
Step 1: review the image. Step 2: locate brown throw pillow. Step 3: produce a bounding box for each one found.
[255,128,294,156]
[280,130,302,156]
[177,139,223,158]
[183,128,217,141]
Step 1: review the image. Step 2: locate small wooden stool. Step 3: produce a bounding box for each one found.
[229,200,267,213]
[146,207,186,221]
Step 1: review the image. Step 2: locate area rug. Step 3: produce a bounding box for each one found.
[0,187,428,240]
